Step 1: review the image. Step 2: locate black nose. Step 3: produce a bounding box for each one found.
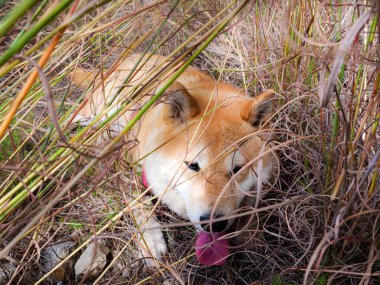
[200,214,228,232]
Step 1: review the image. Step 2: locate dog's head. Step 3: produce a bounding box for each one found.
[145,81,277,233]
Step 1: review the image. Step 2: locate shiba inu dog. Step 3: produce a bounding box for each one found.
[70,53,277,267]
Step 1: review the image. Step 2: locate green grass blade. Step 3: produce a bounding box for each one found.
[0,0,73,68]
[0,0,40,37]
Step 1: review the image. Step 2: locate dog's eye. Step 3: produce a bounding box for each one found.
[232,166,242,174]
[186,162,200,172]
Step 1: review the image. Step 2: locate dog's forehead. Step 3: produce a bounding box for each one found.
[201,115,252,146]
[189,116,260,160]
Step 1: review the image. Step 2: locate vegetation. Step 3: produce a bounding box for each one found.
[0,0,379,284]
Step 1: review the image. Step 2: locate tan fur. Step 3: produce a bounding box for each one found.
[69,69,100,89]
[71,53,278,265]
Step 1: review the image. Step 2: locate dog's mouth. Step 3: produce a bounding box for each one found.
[195,231,229,266]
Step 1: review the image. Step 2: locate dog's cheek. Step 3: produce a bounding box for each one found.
[234,185,246,204]
[234,172,257,194]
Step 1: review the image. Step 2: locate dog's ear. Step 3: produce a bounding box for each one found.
[165,82,200,123]
[241,89,275,127]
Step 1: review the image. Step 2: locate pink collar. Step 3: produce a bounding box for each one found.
[141,167,149,188]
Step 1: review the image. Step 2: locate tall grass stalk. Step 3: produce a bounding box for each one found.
[0,0,74,68]
[0,0,39,37]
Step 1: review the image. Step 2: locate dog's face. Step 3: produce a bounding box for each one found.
[148,84,276,232]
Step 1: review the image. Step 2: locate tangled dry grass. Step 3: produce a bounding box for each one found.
[0,1,379,284]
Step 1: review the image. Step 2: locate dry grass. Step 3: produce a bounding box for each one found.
[0,1,379,284]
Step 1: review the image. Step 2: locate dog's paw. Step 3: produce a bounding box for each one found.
[127,195,168,268]
[136,215,168,268]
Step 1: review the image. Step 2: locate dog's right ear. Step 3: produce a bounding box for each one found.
[164,82,200,123]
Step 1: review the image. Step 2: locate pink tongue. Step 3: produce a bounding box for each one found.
[195,232,229,266]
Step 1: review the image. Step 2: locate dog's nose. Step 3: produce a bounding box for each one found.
[200,214,228,232]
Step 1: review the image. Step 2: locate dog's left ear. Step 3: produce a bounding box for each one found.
[165,82,200,123]
[241,89,275,127]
